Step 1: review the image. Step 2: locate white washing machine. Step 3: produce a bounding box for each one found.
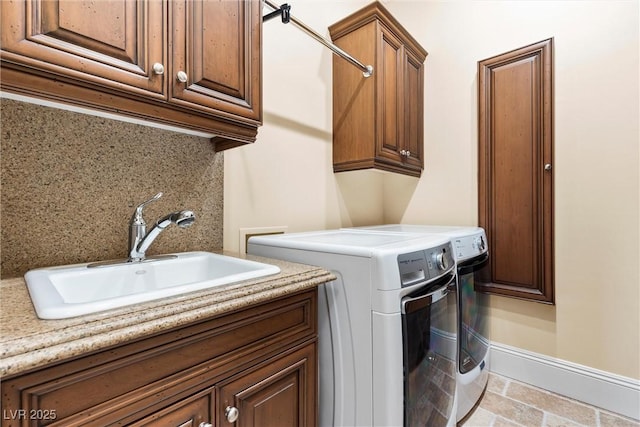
[354,225,491,422]
[248,229,458,427]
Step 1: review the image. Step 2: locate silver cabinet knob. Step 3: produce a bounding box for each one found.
[199,423,213,427]
[152,63,165,75]
[225,406,239,423]
[544,163,552,171]
[176,71,188,83]
[400,149,407,156]
[405,150,411,157]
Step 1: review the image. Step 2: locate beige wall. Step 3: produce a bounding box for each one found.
[224,0,639,379]
[224,0,381,245]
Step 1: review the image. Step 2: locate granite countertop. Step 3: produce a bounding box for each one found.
[0,253,335,378]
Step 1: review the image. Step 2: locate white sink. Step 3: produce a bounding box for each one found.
[25,252,281,319]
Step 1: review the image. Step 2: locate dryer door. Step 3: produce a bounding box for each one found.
[401,273,457,427]
[458,253,490,374]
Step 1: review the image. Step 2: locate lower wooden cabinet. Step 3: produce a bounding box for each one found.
[218,344,316,427]
[1,290,318,427]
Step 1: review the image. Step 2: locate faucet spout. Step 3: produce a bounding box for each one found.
[128,193,195,262]
[131,210,195,260]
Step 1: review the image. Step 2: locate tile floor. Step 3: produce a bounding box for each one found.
[460,373,639,427]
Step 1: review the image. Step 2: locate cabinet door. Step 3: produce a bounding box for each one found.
[218,343,317,427]
[376,25,423,173]
[403,49,424,171]
[376,24,405,165]
[170,0,261,123]
[1,0,165,98]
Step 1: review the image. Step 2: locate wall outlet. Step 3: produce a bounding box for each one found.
[239,226,288,253]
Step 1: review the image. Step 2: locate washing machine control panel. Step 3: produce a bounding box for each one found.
[453,232,488,261]
[397,242,454,287]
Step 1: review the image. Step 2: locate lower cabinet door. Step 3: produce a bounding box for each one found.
[218,342,317,427]
[130,386,216,427]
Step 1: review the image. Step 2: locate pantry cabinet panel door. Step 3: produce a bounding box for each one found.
[171,0,262,123]
[478,39,554,303]
[0,0,165,97]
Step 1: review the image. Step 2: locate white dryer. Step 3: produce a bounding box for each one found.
[248,229,458,427]
[355,225,491,422]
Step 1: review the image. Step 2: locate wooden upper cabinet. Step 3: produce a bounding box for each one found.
[1,0,165,97]
[170,0,261,122]
[329,2,427,177]
[0,0,262,150]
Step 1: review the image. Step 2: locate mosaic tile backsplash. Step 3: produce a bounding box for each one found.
[1,99,224,278]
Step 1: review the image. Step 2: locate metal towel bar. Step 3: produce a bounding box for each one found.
[263,0,374,77]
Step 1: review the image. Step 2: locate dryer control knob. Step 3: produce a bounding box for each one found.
[476,236,486,251]
[435,251,449,270]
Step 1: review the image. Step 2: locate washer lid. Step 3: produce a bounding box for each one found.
[350,224,488,261]
[355,224,483,237]
[248,230,450,257]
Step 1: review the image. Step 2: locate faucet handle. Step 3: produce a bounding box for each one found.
[133,192,163,222]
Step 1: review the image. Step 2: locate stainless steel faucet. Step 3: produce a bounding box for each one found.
[128,192,196,262]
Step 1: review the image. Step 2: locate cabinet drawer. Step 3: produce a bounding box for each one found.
[130,386,216,427]
[1,290,317,427]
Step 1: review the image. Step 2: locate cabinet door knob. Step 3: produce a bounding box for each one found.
[199,423,213,427]
[405,150,411,157]
[152,63,165,75]
[176,71,188,83]
[544,163,552,171]
[400,149,407,156]
[225,406,239,423]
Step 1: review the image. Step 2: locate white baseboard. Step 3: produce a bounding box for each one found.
[490,342,640,421]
